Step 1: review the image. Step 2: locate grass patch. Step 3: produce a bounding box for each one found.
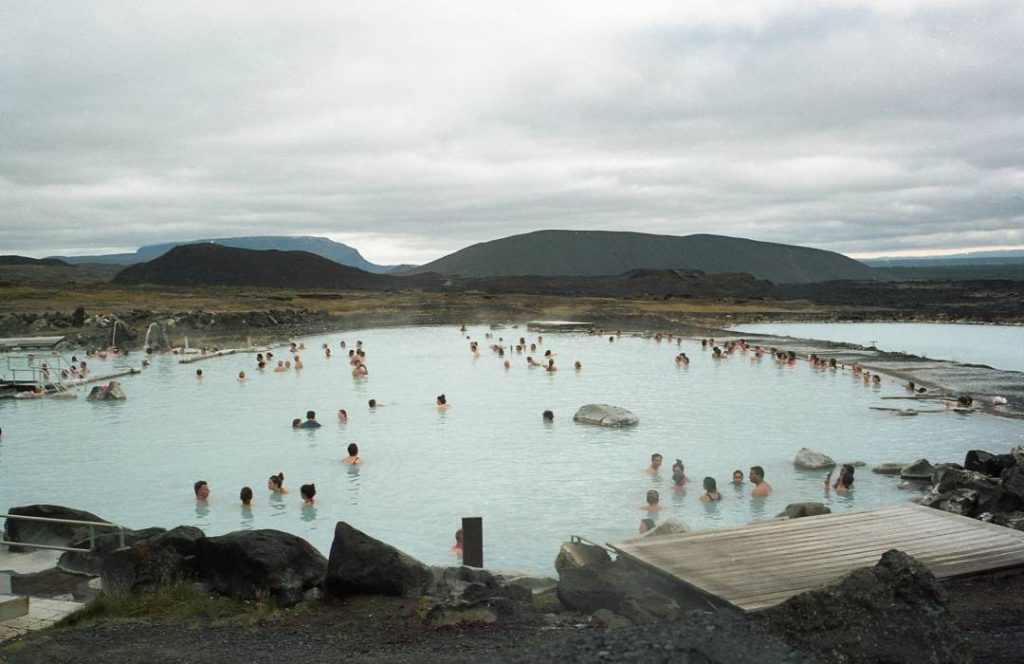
[56,580,279,628]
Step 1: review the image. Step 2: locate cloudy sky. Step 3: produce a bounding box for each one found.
[2,1,1023,264]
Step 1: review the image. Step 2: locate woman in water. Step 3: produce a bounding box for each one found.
[731,470,744,487]
[342,443,362,465]
[268,472,289,494]
[825,464,855,495]
[671,460,689,489]
[300,483,317,505]
[240,486,253,507]
[700,477,722,502]
[338,409,348,422]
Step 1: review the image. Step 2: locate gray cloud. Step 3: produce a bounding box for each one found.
[2,1,1022,264]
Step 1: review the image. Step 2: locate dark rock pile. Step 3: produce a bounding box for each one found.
[758,549,970,664]
[914,445,1024,528]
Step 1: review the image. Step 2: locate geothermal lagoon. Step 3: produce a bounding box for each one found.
[2,325,1022,574]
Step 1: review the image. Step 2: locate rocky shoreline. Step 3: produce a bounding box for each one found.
[5,493,1020,663]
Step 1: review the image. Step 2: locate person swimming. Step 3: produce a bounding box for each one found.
[195,368,203,378]
[731,470,744,486]
[700,477,722,502]
[639,518,656,535]
[545,358,557,372]
[300,483,316,505]
[275,360,287,372]
[338,409,348,422]
[671,460,689,490]
[237,371,246,382]
[194,480,210,502]
[646,453,663,475]
[352,362,369,377]
[452,528,464,556]
[826,464,855,495]
[574,360,582,370]
[291,418,301,428]
[368,398,383,408]
[268,472,288,494]
[240,486,253,507]
[749,465,772,497]
[299,410,321,428]
[542,410,554,422]
[642,489,661,512]
[436,394,451,409]
[342,443,362,465]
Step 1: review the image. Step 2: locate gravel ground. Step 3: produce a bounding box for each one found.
[3,565,1023,663]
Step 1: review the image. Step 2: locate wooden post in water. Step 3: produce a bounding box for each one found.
[462,517,483,568]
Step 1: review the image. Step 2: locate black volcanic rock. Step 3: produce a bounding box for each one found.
[112,244,400,290]
[402,230,879,284]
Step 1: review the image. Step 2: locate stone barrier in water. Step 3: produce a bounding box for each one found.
[572,404,639,427]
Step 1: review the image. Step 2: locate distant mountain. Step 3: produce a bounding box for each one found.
[0,255,70,266]
[52,236,408,273]
[112,244,401,289]
[401,230,879,284]
[864,250,1024,267]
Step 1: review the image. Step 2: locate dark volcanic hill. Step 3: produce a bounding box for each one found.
[112,244,401,289]
[402,230,879,284]
[0,255,70,266]
[53,235,407,273]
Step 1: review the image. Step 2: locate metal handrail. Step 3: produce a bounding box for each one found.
[0,513,126,553]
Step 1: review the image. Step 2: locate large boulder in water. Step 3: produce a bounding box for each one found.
[964,449,1015,477]
[793,448,835,470]
[192,529,326,606]
[2,505,109,552]
[776,503,831,520]
[758,549,969,664]
[573,404,639,427]
[86,381,126,401]
[900,458,935,481]
[325,522,433,598]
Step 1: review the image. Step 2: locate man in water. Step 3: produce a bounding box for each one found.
[749,466,772,497]
[299,410,321,429]
[646,453,663,475]
[194,480,210,502]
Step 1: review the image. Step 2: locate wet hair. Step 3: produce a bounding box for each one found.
[839,464,855,488]
[291,418,301,428]
[542,410,554,421]
[368,399,377,408]
[240,486,253,503]
[750,465,765,480]
[436,394,446,405]
[269,472,284,489]
[347,443,358,456]
[195,369,202,376]
[646,489,660,505]
[703,476,718,492]
[306,410,315,420]
[194,480,208,496]
[300,483,316,500]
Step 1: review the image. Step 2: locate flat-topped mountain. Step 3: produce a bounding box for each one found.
[402,230,879,284]
[0,255,70,266]
[112,244,400,289]
[53,235,404,273]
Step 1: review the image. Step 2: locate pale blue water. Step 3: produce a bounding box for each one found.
[1,325,1022,574]
[730,323,1024,373]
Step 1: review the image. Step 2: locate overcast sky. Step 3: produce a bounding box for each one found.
[2,1,1023,264]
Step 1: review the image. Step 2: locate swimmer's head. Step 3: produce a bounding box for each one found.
[238,371,245,379]
[347,443,358,456]
[436,394,446,405]
[338,409,348,420]
[300,483,316,501]
[650,453,663,468]
[194,480,209,500]
[639,518,655,534]
[646,489,660,505]
[455,528,463,543]
[368,399,377,408]
[732,470,744,484]
[240,486,253,505]
[703,476,717,493]
[196,369,203,377]
[750,466,765,483]
[306,410,316,420]
[268,472,284,490]
[292,418,301,428]
[542,410,554,421]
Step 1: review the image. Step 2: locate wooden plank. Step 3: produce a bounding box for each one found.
[609,505,1024,613]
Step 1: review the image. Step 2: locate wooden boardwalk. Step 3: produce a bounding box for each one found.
[609,503,1024,613]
